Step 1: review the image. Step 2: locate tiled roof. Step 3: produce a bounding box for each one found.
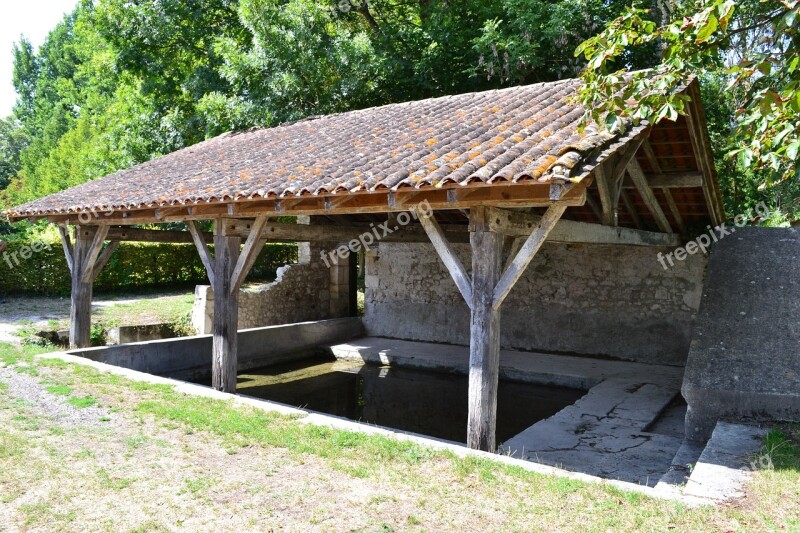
[8,78,630,219]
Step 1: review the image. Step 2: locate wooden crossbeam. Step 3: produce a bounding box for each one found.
[107,227,213,243]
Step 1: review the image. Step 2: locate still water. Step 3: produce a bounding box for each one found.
[228,358,585,445]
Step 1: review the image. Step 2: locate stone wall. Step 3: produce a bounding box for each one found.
[192,241,353,334]
[362,241,707,366]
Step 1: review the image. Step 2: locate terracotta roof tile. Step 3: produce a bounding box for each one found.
[7,78,630,219]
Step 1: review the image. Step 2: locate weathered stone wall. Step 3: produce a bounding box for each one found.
[192,241,352,334]
[362,241,707,366]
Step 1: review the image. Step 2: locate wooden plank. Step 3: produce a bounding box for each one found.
[58,225,74,274]
[627,159,673,234]
[212,225,242,393]
[467,207,504,451]
[91,242,120,283]
[107,227,213,243]
[230,215,270,293]
[419,213,473,306]
[80,225,110,284]
[492,204,567,310]
[187,220,216,289]
[621,172,703,189]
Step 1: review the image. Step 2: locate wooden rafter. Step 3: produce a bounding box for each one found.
[627,159,673,234]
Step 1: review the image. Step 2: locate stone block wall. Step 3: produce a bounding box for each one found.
[192,241,353,334]
[362,241,707,366]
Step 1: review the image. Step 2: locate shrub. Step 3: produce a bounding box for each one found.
[0,240,297,296]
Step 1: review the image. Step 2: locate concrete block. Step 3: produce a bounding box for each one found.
[682,228,800,440]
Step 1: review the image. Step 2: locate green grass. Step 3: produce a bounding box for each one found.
[0,342,799,531]
[67,396,98,409]
[45,384,73,396]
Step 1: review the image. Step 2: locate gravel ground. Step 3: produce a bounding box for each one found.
[0,363,110,428]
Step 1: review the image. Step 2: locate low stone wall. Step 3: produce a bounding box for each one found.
[69,318,364,382]
[192,261,330,334]
[362,241,706,366]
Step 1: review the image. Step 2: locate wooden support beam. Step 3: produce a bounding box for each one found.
[186,218,274,393]
[663,189,687,235]
[67,226,107,349]
[593,163,616,226]
[80,225,110,284]
[230,215,270,293]
[475,206,679,246]
[211,221,241,393]
[34,182,589,226]
[106,227,213,244]
[618,172,704,188]
[223,213,678,247]
[187,220,216,289]
[91,242,119,283]
[467,206,504,452]
[58,225,74,274]
[419,213,472,305]
[627,159,673,234]
[492,204,567,310]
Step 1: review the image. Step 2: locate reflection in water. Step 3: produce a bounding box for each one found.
[230,358,585,445]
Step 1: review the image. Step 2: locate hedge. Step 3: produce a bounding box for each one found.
[0,240,298,296]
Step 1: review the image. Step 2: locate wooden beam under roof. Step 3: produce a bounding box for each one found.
[33,181,588,226]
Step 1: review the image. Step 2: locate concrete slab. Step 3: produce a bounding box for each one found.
[684,422,767,501]
[331,337,684,390]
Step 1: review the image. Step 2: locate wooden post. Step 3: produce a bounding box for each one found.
[188,217,269,393]
[61,225,111,349]
[212,222,241,392]
[467,207,504,451]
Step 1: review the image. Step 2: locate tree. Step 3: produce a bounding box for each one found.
[0,119,28,191]
[574,0,800,212]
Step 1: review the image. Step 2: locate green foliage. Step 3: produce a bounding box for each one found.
[0,239,296,296]
[575,0,800,215]
[2,0,652,214]
[473,0,659,84]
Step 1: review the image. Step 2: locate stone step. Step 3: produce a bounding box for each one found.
[681,421,767,501]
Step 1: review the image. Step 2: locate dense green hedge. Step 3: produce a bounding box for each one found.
[0,240,297,296]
